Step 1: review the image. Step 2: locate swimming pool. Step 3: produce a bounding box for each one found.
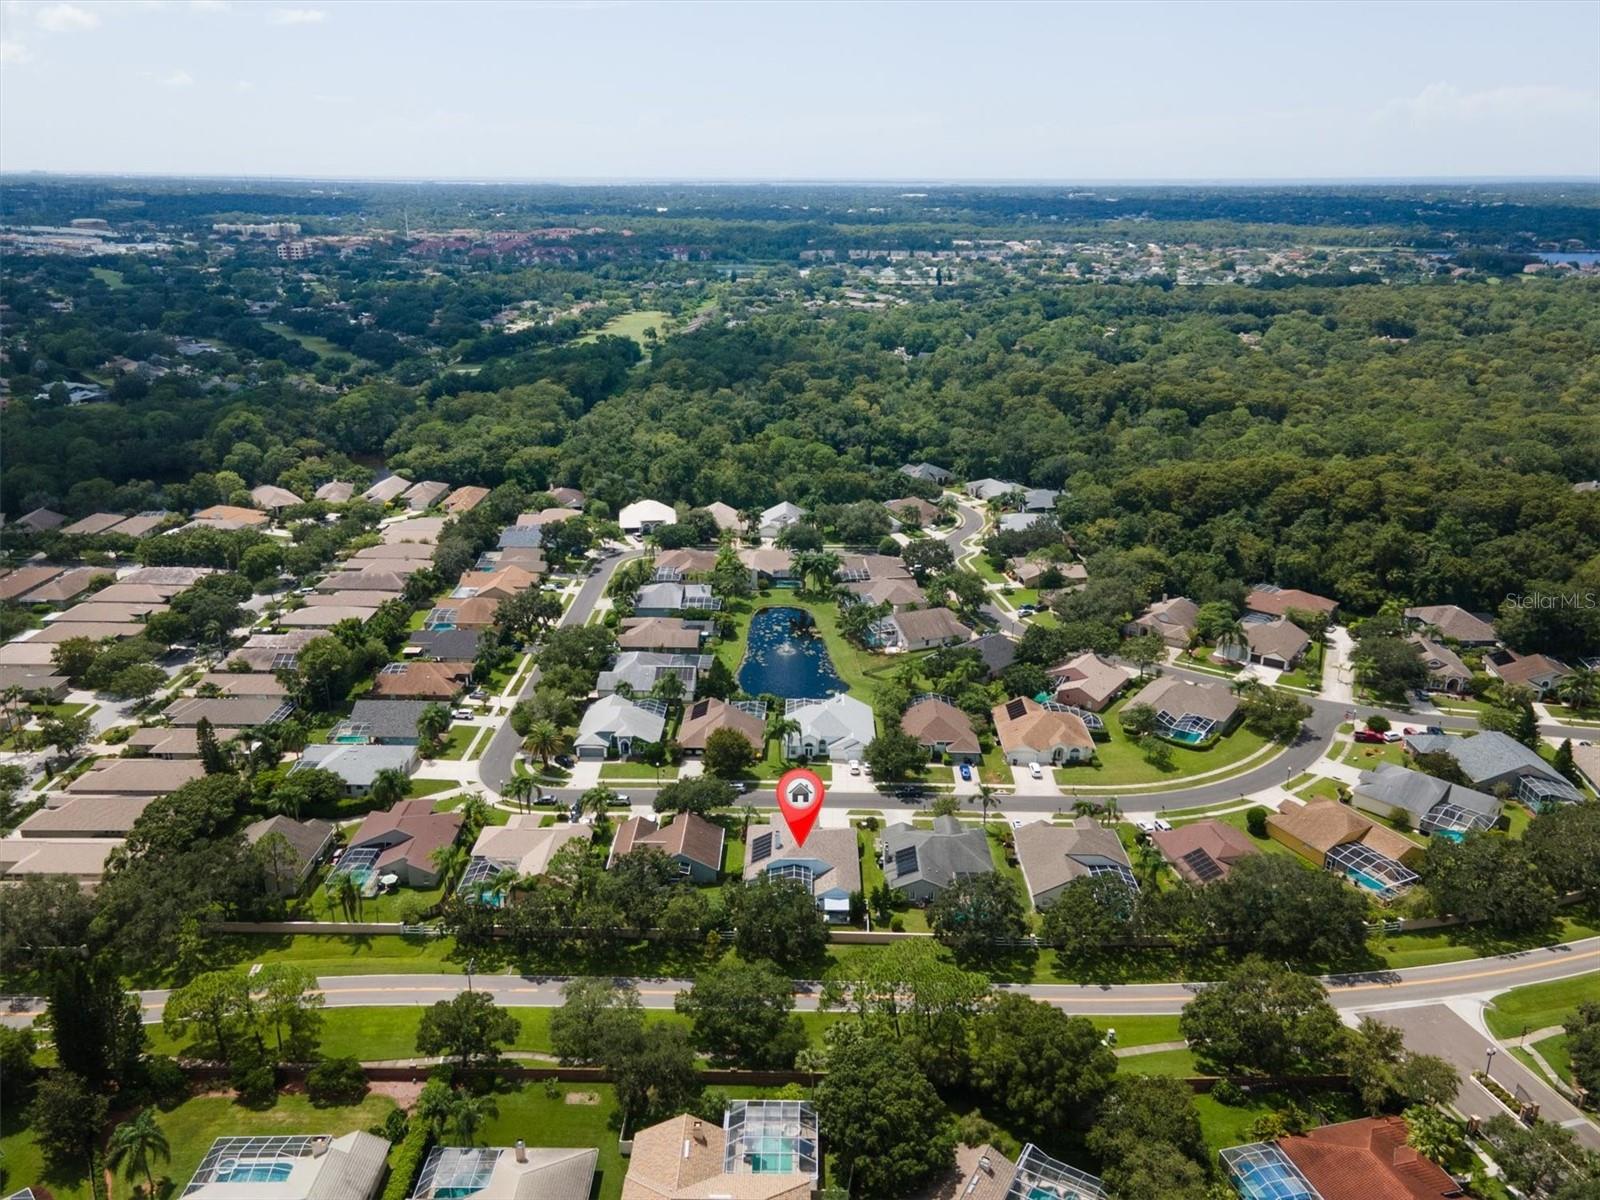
[736,607,848,700]
[1166,728,1208,745]
[1231,1159,1317,1200]
[1347,869,1386,892]
[215,1160,294,1184]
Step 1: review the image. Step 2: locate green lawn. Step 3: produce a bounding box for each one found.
[1532,1033,1573,1086]
[288,869,447,923]
[90,266,126,289]
[262,320,347,360]
[1276,642,1325,692]
[1055,698,1274,788]
[599,762,679,781]
[1484,971,1600,1039]
[576,308,668,349]
[1088,1014,1184,1048]
[434,725,478,760]
[407,777,460,798]
[1,1090,397,1200]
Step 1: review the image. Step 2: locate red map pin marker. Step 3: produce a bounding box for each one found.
[776,767,825,848]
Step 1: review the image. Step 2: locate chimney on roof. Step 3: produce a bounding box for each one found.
[311,1136,330,1158]
[692,1119,705,1143]
[515,1139,527,1163]
[978,1155,993,1174]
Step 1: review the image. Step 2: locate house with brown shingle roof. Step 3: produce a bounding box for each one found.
[703,501,742,532]
[55,600,168,623]
[250,484,303,512]
[653,548,719,580]
[345,797,462,887]
[846,575,925,610]
[191,504,270,528]
[15,507,67,532]
[368,660,469,701]
[1484,650,1569,698]
[1150,819,1260,885]
[621,1102,818,1200]
[886,496,941,527]
[875,606,970,651]
[901,695,980,761]
[1014,817,1134,909]
[456,566,538,602]
[364,476,413,504]
[315,480,354,503]
[549,487,586,509]
[0,565,66,602]
[400,480,450,511]
[1267,799,1422,899]
[426,596,501,630]
[608,813,725,883]
[442,485,490,514]
[1409,635,1472,694]
[743,824,860,920]
[244,815,336,895]
[19,567,105,605]
[1245,584,1339,620]
[991,696,1095,766]
[1215,618,1311,670]
[19,794,157,838]
[737,546,794,580]
[0,837,120,888]
[66,759,205,797]
[126,725,242,758]
[1125,595,1199,647]
[1124,676,1240,740]
[1048,652,1132,712]
[516,506,581,529]
[618,617,706,653]
[678,698,765,757]
[1403,604,1497,647]
[62,512,130,536]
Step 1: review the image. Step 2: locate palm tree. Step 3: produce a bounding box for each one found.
[507,775,536,812]
[1215,618,1247,662]
[369,767,410,809]
[333,872,363,922]
[1557,667,1600,715]
[976,783,996,826]
[108,1108,171,1196]
[767,714,801,763]
[459,793,491,833]
[431,843,468,891]
[578,786,617,825]
[651,671,685,707]
[522,720,567,770]
[451,1092,500,1144]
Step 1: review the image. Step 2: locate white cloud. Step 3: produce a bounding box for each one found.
[1380,82,1598,126]
[0,37,32,64]
[269,6,325,24]
[160,68,193,86]
[34,3,99,32]
[190,0,229,10]
[235,78,254,91]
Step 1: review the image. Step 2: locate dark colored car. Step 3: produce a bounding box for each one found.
[1353,729,1385,744]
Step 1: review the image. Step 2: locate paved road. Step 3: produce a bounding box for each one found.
[476,549,647,794]
[54,934,1589,1030]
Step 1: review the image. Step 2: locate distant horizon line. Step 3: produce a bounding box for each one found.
[4,170,1599,189]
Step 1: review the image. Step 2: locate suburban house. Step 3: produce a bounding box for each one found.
[618,499,677,534]
[1410,636,1473,694]
[424,597,500,631]
[574,694,668,760]
[197,672,287,697]
[595,651,711,696]
[609,813,726,883]
[900,694,981,762]
[900,461,952,484]
[991,697,1096,766]
[441,485,490,515]
[245,815,336,896]
[180,1133,390,1200]
[886,496,942,527]
[870,605,969,651]
[368,660,469,701]
[498,525,548,552]
[845,575,926,610]
[758,501,806,539]
[293,744,418,797]
[65,758,205,798]
[400,480,450,510]
[1402,730,1582,808]
[743,825,861,921]
[126,725,241,758]
[410,1144,597,1200]
[738,546,796,582]
[969,633,1017,679]
[1215,617,1310,670]
[315,480,354,503]
[1124,676,1241,742]
[1220,1117,1459,1200]
[191,504,271,529]
[455,565,539,602]
[18,794,156,839]
[15,507,67,531]
[783,694,876,762]
[634,582,720,616]
[460,818,592,900]
[334,700,433,745]
[1267,799,1420,900]
[1150,820,1261,885]
[1047,652,1132,712]
[1404,604,1498,646]
[13,567,103,605]
[998,511,1046,533]
[617,617,707,652]
[0,838,121,889]
[0,565,68,602]
[407,627,483,663]
[343,799,463,888]
[1014,817,1136,909]
[62,511,134,535]
[1571,742,1600,794]
[549,487,586,509]
[164,695,290,727]
[516,507,581,532]
[1352,764,1502,835]
[652,548,719,581]
[0,666,68,701]
[950,1143,1106,1200]
[966,478,1022,502]
[882,814,994,903]
[364,476,412,504]
[677,697,766,757]
[703,500,743,533]
[1021,487,1059,511]
[249,484,303,512]
[1244,584,1339,622]
[1484,650,1569,698]
[1125,596,1200,648]
[621,1101,818,1200]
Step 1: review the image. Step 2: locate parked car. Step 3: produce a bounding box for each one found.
[1134,818,1173,833]
[554,754,575,768]
[1425,726,1444,736]
[1353,729,1385,744]
[1382,730,1403,743]
[468,689,488,702]
[848,759,862,776]
[451,708,474,721]
[1028,762,1043,779]
[959,762,973,782]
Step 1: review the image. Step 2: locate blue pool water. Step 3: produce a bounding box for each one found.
[1347,869,1386,893]
[1167,729,1207,745]
[1233,1161,1316,1200]
[737,607,848,700]
[1434,829,1466,843]
[215,1161,294,1184]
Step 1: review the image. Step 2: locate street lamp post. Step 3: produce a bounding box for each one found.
[467,957,477,994]
[1484,1045,1497,1077]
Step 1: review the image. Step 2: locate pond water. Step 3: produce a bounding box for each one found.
[737,606,849,700]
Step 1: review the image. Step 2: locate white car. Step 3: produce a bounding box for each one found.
[1135,818,1174,834]
[1028,762,1043,780]
[848,760,862,776]
[451,708,474,721]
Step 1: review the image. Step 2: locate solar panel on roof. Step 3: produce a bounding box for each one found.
[1180,847,1224,883]
[751,832,773,863]
[690,700,708,719]
[893,845,919,877]
[1005,698,1028,720]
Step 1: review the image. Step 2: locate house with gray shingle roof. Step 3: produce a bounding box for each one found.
[900,462,952,484]
[1403,730,1581,808]
[1014,817,1134,909]
[882,814,994,903]
[1352,764,1501,835]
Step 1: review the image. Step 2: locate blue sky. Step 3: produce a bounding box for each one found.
[1,0,1596,180]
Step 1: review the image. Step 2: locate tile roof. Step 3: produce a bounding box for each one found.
[1268,800,1419,864]
[610,813,725,873]
[19,567,105,604]
[1246,585,1339,618]
[1277,1116,1461,1200]
[991,696,1094,754]
[900,696,980,754]
[678,697,765,753]
[0,564,70,602]
[1149,819,1260,884]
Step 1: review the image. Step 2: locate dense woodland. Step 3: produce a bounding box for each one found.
[4,180,1600,653]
